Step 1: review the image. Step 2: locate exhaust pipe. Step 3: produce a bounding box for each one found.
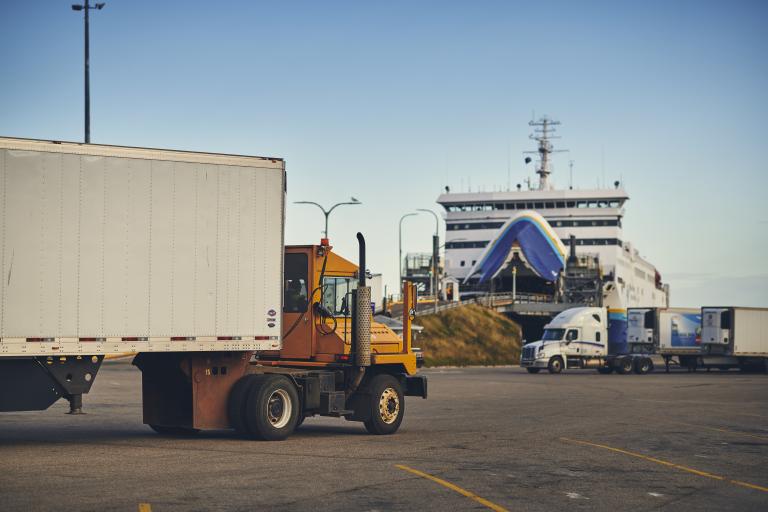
[355,233,371,368]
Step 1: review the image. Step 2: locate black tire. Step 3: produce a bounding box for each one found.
[526,368,541,374]
[597,366,613,375]
[244,375,300,441]
[227,374,260,436]
[548,357,564,374]
[634,357,653,375]
[363,374,405,435]
[616,357,633,374]
[149,424,200,436]
[295,413,306,429]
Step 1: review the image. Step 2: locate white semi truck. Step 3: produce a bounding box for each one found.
[0,137,426,440]
[627,307,701,371]
[520,306,654,375]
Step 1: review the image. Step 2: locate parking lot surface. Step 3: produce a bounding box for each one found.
[1,361,766,511]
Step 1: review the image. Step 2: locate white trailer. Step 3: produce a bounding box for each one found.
[701,307,768,371]
[627,307,702,370]
[0,137,284,356]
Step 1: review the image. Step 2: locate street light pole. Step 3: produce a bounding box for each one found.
[294,198,361,240]
[398,213,417,295]
[417,208,440,314]
[71,2,106,144]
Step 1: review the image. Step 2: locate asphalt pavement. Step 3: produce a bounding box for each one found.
[1,361,766,511]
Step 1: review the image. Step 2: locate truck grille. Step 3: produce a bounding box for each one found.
[522,345,536,361]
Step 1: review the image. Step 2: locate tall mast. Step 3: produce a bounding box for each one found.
[524,117,568,190]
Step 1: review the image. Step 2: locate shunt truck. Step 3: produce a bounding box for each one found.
[0,136,427,440]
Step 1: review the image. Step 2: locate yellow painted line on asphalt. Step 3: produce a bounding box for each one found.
[669,421,768,441]
[138,504,152,512]
[395,464,509,512]
[560,437,768,493]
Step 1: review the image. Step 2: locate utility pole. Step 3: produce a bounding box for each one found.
[399,213,417,295]
[417,209,440,315]
[71,2,106,144]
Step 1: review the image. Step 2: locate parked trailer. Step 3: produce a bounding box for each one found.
[0,137,426,439]
[520,307,655,375]
[700,307,768,372]
[627,307,701,371]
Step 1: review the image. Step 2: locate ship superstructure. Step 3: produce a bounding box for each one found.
[437,117,668,310]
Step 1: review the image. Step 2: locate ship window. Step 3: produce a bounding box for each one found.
[556,202,565,208]
[577,201,587,208]
[566,201,576,207]
[592,221,597,226]
[556,221,562,227]
[534,202,544,208]
[609,200,620,207]
[588,201,598,208]
[545,202,554,208]
[598,201,608,208]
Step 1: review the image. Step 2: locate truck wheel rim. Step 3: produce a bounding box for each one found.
[267,389,292,429]
[378,387,400,424]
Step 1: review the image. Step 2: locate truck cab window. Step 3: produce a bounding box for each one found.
[322,277,358,317]
[566,329,579,341]
[284,253,309,313]
[542,328,565,341]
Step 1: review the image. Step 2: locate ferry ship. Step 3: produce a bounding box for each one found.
[436,117,668,311]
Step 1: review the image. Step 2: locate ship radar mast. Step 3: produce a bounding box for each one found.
[524,117,568,190]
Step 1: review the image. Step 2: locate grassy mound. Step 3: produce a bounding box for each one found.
[414,304,522,367]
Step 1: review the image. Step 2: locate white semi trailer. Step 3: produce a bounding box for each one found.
[700,307,768,371]
[627,307,701,371]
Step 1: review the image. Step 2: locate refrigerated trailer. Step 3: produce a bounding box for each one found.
[700,307,768,371]
[627,307,701,371]
[0,137,426,439]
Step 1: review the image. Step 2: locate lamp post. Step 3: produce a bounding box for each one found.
[417,208,440,314]
[294,197,361,240]
[71,2,106,144]
[398,213,417,296]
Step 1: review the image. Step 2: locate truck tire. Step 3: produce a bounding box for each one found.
[244,374,300,441]
[547,357,564,374]
[149,425,200,436]
[363,374,405,435]
[616,357,633,374]
[597,367,613,375]
[227,374,260,436]
[634,357,653,375]
[526,368,541,374]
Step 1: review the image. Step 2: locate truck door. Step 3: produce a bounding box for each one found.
[280,252,313,359]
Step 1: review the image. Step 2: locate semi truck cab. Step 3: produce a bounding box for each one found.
[521,306,653,375]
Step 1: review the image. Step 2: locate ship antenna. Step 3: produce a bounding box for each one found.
[569,160,574,190]
[524,116,568,190]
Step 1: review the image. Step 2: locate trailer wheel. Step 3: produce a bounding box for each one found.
[634,357,653,375]
[526,368,541,374]
[363,374,404,435]
[244,374,299,441]
[227,374,260,436]
[547,357,564,374]
[149,425,200,436]
[616,357,633,374]
[597,367,613,375]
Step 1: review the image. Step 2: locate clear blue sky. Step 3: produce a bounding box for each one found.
[1,0,766,306]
